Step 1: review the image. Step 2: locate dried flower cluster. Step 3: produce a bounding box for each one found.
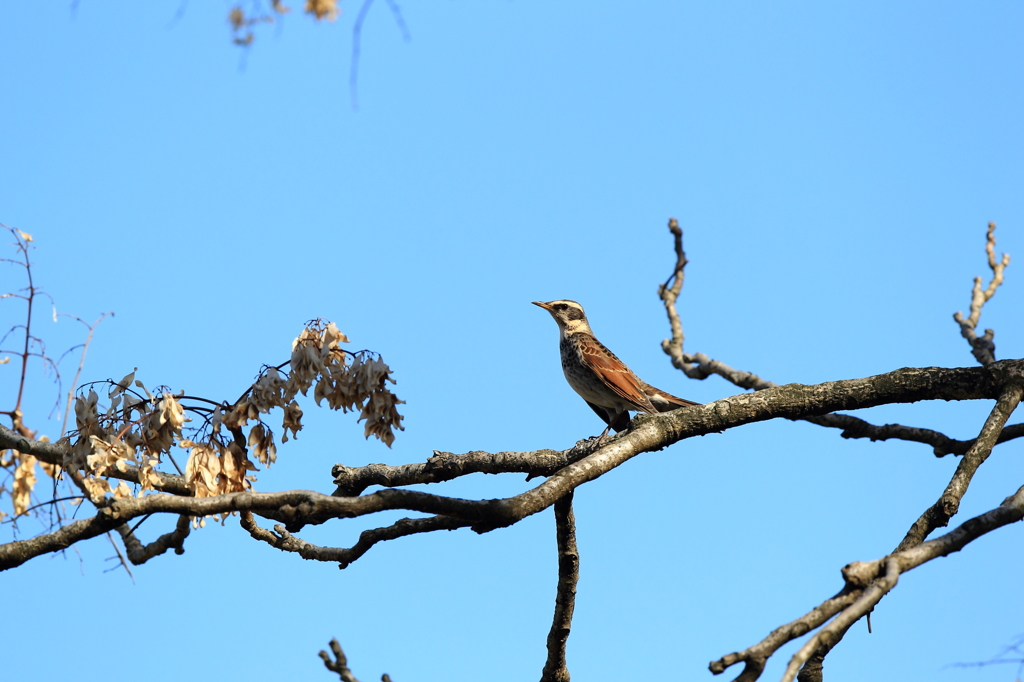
[219,321,404,448]
[64,321,403,511]
[67,371,188,498]
[228,0,336,47]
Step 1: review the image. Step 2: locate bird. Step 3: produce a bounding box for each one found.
[533,299,699,435]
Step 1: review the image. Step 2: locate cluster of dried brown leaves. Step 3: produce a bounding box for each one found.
[7,320,403,526]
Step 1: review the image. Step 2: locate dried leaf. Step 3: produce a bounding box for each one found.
[305,0,339,21]
[12,454,37,515]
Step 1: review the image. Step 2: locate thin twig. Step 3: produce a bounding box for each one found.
[104,530,135,582]
[116,513,191,565]
[382,0,411,42]
[240,510,470,568]
[953,222,1010,366]
[319,638,364,682]
[349,0,375,110]
[59,312,112,437]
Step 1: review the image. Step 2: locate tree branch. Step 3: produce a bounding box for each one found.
[895,382,1023,552]
[782,559,901,682]
[319,638,364,682]
[710,382,1024,681]
[709,588,860,681]
[656,219,1022,460]
[4,361,1022,571]
[786,482,1024,682]
[115,513,191,565]
[318,638,395,682]
[541,491,578,682]
[0,423,192,496]
[240,511,470,568]
[332,445,597,497]
[953,222,1010,366]
[802,414,1024,457]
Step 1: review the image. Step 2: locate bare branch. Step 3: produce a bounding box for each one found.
[349,0,375,111]
[240,511,470,568]
[794,482,1024,682]
[657,220,1023,462]
[782,560,901,682]
[796,381,1022,677]
[319,638,364,682]
[711,383,1024,681]
[953,222,1010,365]
[947,633,1024,681]
[104,530,135,581]
[714,482,1024,682]
[0,424,192,496]
[115,513,191,565]
[657,217,688,365]
[709,588,860,681]
[895,382,1023,552]
[332,442,603,497]
[334,417,1024,502]
[802,414,1024,457]
[5,361,1021,572]
[541,491,578,682]
[657,220,776,389]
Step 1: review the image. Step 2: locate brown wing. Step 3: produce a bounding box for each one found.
[641,381,700,412]
[576,335,657,414]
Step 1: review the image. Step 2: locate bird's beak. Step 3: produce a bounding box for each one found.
[532,301,553,311]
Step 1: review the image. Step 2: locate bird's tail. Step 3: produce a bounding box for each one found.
[640,382,700,411]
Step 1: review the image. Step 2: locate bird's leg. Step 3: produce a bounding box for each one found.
[593,408,627,443]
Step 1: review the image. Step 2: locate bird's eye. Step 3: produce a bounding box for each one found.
[555,304,567,311]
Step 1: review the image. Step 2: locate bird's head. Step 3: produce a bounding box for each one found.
[532,300,592,335]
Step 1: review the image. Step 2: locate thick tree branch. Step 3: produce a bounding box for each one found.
[708,588,860,681]
[334,395,1024,502]
[782,560,901,682]
[4,361,1022,571]
[332,445,595,497]
[895,383,1023,551]
[711,383,1023,681]
[785,482,1024,682]
[714,482,1024,682]
[540,491,578,682]
[795,382,1022,679]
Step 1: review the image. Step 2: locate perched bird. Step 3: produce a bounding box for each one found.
[533,300,699,435]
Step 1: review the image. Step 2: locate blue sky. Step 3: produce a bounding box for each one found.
[2,2,1023,681]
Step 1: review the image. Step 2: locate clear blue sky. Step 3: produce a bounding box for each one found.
[2,2,1023,681]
